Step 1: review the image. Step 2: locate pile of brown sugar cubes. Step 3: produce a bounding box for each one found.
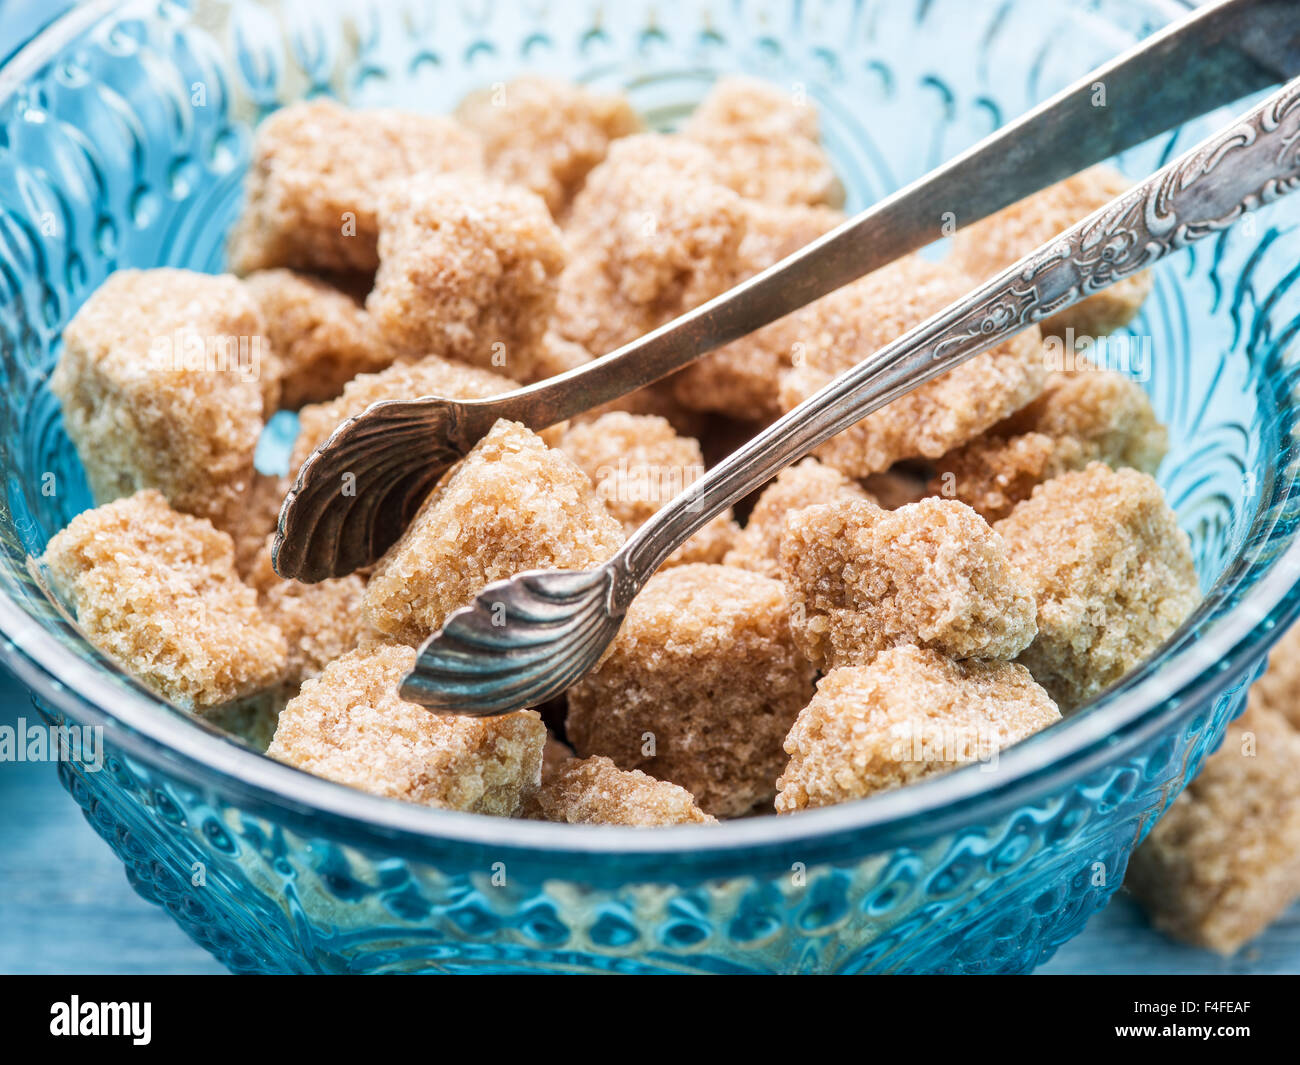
[38,75,1300,952]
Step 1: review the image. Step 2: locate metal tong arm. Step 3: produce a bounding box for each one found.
[481,0,1300,434]
[617,75,1300,582]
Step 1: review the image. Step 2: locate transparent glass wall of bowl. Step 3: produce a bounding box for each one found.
[38,670,1254,973]
[1,0,1297,973]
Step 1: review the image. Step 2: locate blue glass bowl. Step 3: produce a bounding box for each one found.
[2,0,1299,974]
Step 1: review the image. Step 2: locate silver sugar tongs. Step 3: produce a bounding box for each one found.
[401,37,1300,713]
[274,0,1300,588]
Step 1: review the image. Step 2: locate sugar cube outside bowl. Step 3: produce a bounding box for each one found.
[1,0,1298,973]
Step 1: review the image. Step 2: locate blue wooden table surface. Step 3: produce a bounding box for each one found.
[0,671,1295,975]
[0,0,1294,979]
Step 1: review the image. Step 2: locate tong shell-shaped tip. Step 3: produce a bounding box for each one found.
[272,398,467,583]
[401,567,621,715]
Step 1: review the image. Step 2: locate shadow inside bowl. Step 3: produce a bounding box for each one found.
[1,0,1299,974]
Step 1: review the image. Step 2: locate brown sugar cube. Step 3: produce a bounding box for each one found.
[523,755,716,826]
[1126,702,1300,954]
[244,535,367,686]
[994,463,1199,710]
[51,268,277,531]
[39,491,287,710]
[780,497,1037,671]
[290,354,520,472]
[930,433,1062,526]
[777,256,1048,476]
[724,458,872,579]
[229,472,291,580]
[553,133,751,357]
[1247,619,1300,729]
[541,731,575,784]
[682,76,844,209]
[262,573,365,689]
[566,563,816,818]
[929,368,1168,522]
[366,175,565,377]
[456,76,641,216]
[949,166,1153,339]
[557,412,702,532]
[660,511,740,568]
[998,367,1167,464]
[735,202,847,274]
[227,99,484,275]
[669,201,845,420]
[363,419,624,646]
[243,269,399,408]
[520,330,594,383]
[555,412,739,568]
[775,646,1061,812]
[557,130,840,420]
[267,643,545,815]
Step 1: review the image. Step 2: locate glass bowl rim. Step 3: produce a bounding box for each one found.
[1,0,1297,864]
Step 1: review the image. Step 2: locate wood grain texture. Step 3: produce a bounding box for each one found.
[0,0,1290,979]
[0,681,224,975]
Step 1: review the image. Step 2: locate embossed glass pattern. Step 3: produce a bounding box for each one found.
[0,0,1299,973]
